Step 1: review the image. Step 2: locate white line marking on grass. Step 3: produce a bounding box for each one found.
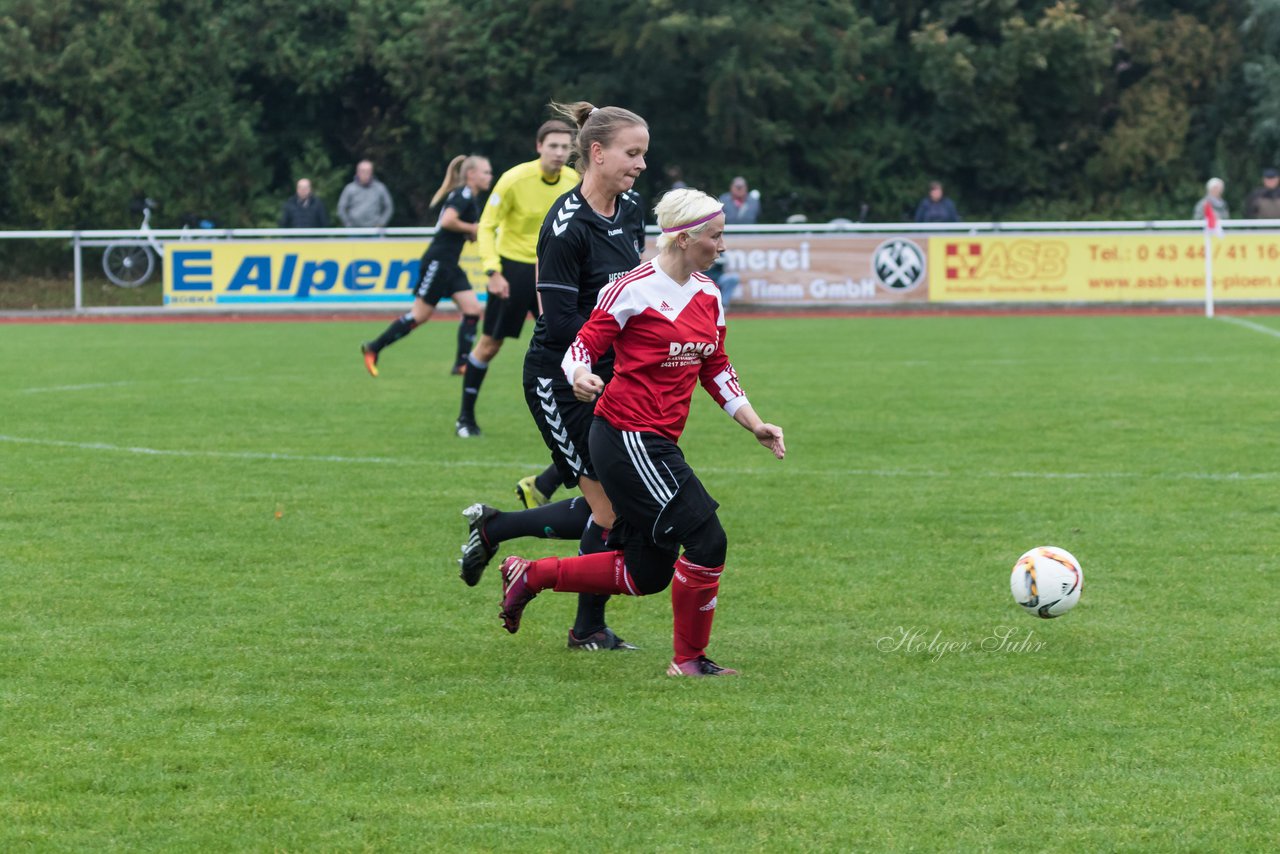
[700,465,1279,482]
[856,356,1242,368]
[1218,316,1280,340]
[19,377,255,395]
[20,381,139,394]
[2,434,1275,482]
[0,434,533,469]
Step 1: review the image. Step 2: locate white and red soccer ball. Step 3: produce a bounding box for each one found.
[1010,546,1082,618]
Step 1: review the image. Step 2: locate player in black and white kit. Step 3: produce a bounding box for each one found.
[360,155,492,376]
[457,101,649,651]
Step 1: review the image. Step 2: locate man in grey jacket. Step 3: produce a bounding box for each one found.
[718,176,761,225]
[337,160,394,227]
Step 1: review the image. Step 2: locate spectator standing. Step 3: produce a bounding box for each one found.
[1192,178,1230,221]
[337,160,394,227]
[914,181,960,223]
[280,178,329,229]
[719,176,761,225]
[665,164,688,191]
[1243,168,1280,219]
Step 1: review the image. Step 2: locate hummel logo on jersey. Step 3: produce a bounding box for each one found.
[551,196,581,237]
[658,301,673,312]
[608,228,623,236]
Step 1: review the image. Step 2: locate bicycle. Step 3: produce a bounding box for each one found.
[102,198,164,287]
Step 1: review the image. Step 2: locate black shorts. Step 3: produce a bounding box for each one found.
[483,259,537,340]
[522,363,597,488]
[588,417,720,550]
[414,255,471,306]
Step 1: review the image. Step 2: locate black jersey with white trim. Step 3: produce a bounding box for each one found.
[526,188,643,378]
[621,189,647,255]
[424,186,479,265]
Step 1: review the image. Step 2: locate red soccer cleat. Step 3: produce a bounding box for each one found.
[499,556,537,634]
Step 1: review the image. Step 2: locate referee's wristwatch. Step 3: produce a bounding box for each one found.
[485,268,498,277]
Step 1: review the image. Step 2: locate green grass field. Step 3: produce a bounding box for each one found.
[2,313,1278,851]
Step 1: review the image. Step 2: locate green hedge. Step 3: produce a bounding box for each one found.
[1,0,1277,229]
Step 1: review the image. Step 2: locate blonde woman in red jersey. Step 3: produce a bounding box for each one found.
[495,188,786,677]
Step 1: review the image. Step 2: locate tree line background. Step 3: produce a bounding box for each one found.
[2,0,1278,231]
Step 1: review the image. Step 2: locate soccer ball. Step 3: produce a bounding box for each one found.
[1010,546,1083,619]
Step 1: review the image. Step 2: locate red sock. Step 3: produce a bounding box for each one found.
[671,555,723,663]
[525,550,636,595]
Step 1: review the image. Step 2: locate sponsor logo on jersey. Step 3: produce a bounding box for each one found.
[661,340,715,368]
[668,341,715,357]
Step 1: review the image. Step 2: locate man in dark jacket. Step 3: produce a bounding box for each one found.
[914,181,961,223]
[1243,168,1280,220]
[280,178,330,228]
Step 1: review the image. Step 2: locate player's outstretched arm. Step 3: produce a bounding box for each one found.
[731,403,785,460]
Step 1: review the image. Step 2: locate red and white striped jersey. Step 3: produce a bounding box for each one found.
[562,259,748,442]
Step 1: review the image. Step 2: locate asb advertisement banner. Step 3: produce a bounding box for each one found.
[930,233,1280,302]
[716,234,930,305]
[163,240,487,309]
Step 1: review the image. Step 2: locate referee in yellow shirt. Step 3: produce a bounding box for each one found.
[456,121,579,439]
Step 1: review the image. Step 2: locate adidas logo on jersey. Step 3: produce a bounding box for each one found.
[658,301,673,312]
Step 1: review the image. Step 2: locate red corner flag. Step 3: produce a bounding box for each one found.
[1204,204,1225,239]
[1202,204,1223,318]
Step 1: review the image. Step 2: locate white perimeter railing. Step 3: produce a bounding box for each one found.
[2,219,1280,311]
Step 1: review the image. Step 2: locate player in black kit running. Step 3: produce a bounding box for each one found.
[360,155,492,376]
[458,101,649,651]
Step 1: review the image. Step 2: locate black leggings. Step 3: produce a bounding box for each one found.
[611,513,727,596]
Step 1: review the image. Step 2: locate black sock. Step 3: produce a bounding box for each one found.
[456,315,479,366]
[369,313,418,352]
[574,519,611,636]
[459,356,488,420]
[483,497,592,544]
[534,464,562,501]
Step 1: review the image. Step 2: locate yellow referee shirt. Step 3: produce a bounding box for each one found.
[477,159,580,270]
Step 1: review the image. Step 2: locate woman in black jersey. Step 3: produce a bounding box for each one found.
[457,102,648,651]
[360,154,492,376]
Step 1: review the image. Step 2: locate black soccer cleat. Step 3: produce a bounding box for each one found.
[455,417,482,438]
[567,627,638,651]
[458,503,501,586]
